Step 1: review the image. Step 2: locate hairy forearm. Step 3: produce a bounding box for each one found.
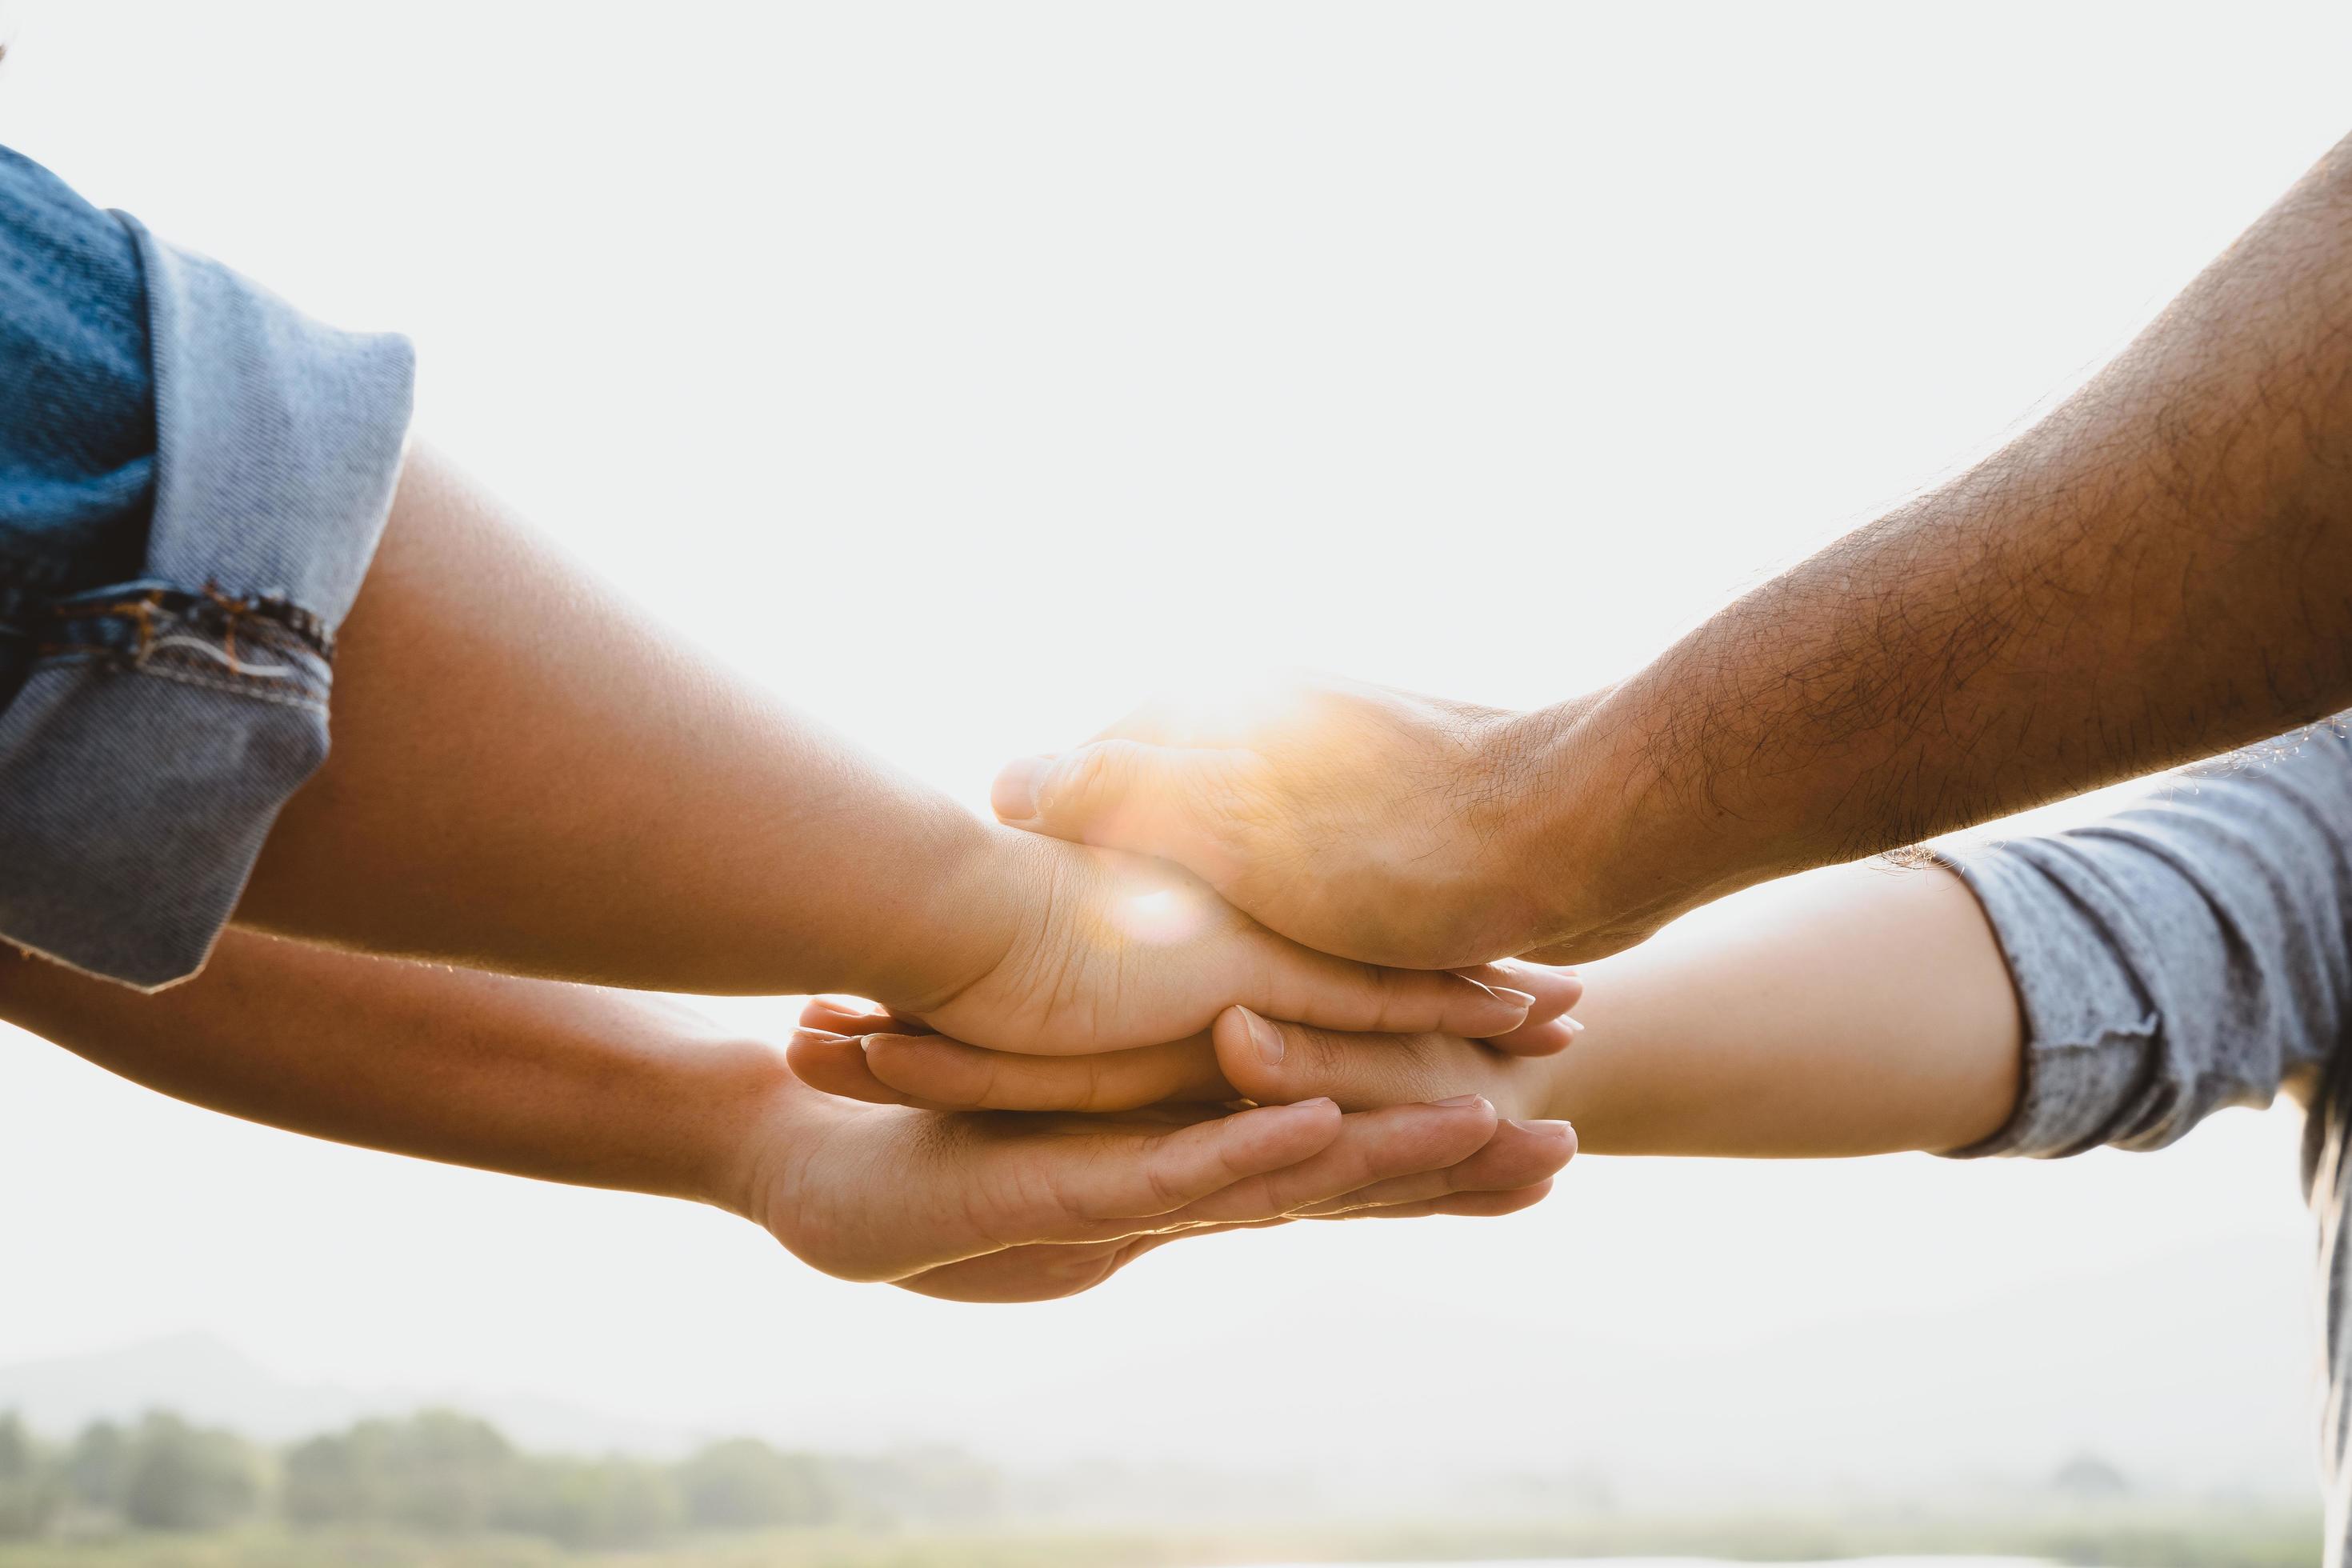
[1526,131,2352,948]
[1547,861,2022,1156]
[236,443,1005,1000]
[0,931,782,1205]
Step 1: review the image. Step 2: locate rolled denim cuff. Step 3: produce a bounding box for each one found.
[0,218,413,988]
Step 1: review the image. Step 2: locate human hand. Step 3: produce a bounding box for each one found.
[789,995,1571,1125]
[878,825,1567,1055]
[896,1171,1557,1302]
[721,1063,1569,1302]
[987,673,1621,970]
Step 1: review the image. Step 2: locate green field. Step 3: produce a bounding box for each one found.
[0,1508,2323,1568]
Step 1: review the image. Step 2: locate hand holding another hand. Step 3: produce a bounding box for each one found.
[790,994,1576,1123]
[987,673,1631,970]
[727,1059,1567,1302]
[880,826,1562,1055]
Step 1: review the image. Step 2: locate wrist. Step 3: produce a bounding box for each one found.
[1480,695,1626,953]
[830,805,1012,1010]
[1492,690,1757,962]
[698,1041,818,1224]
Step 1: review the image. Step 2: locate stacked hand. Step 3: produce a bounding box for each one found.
[985,673,1600,967]
[774,824,1587,1300]
[738,1072,1570,1302]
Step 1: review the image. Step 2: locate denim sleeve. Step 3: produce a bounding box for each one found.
[0,149,154,638]
[1937,723,2352,1159]
[0,147,413,988]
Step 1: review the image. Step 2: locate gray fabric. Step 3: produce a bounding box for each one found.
[0,219,413,988]
[1939,721,2352,1558]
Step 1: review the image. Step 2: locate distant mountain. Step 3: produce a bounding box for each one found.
[0,1332,697,1454]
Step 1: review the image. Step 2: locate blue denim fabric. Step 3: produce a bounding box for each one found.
[0,146,155,703]
[0,145,414,988]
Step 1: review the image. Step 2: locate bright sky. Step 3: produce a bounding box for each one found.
[2,0,2347,1502]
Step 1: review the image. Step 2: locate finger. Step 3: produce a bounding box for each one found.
[1143,1098,1502,1229]
[1244,938,1534,1038]
[1307,1181,1556,1222]
[785,1030,926,1106]
[862,1031,1230,1112]
[1212,1007,1526,1114]
[1447,962,1579,1055]
[1456,961,1582,1023]
[1047,1098,1346,1227]
[1480,1014,1582,1057]
[1289,1118,1576,1216]
[1452,962,1582,1054]
[990,740,1246,883]
[799,995,934,1035]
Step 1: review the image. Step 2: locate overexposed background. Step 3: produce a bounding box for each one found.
[0,0,2344,1506]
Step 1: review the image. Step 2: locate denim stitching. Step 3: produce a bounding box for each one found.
[35,583,330,705]
[88,658,329,714]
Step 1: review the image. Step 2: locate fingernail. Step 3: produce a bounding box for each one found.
[1432,1094,1489,1108]
[1241,1006,1286,1066]
[1566,1017,1586,1035]
[991,757,1050,822]
[1290,1097,1337,1112]
[1490,986,1538,1009]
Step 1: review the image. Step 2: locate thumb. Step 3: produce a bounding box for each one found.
[990,739,1238,871]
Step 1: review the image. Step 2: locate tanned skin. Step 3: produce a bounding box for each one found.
[0,932,1571,1303]
[990,130,2352,968]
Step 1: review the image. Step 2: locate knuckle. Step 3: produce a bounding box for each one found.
[1141,1152,1192,1212]
[1294,1023,1352,1083]
[969,1050,1006,1109]
[1050,743,1126,815]
[1074,1058,1121,1114]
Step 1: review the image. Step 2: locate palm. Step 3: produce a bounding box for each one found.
[744,1079,1554,1300]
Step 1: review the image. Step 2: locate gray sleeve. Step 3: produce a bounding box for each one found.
[1939,722,2352,1158]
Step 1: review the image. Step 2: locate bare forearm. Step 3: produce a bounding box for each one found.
[237,444,1003,999]
[1547,861,2021,1156]
[1525,131,2352,950]
[0,932,780,1204]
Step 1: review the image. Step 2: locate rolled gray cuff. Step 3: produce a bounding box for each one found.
[1935,845,2162,1159]
[0,219,413,988]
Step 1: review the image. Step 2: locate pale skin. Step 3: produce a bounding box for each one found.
[790,859,2034,1161]
[0,933,1574,1303]
[990,128,2352,970]
[219,442,1567,1057]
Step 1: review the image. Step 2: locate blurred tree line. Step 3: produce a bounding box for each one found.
[0,1408,999,1548]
